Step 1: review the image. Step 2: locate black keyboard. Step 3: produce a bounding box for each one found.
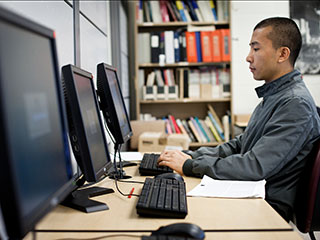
[136,178,188,218]
[142,236,193,240]
[139,153,173,176]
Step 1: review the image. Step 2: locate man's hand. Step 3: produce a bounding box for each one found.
[157,150,191,175]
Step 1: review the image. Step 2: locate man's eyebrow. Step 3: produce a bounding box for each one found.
[249,41,259,47]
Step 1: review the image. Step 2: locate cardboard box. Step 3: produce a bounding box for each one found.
[130,120,166,150]
[138,132,190,153]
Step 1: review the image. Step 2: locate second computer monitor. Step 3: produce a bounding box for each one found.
[97,63,132,145]
[62,64,113,183]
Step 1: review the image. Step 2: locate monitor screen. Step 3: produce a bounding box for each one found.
[97,63,132,145]
[62,64,112,183]
[0,7,75,239]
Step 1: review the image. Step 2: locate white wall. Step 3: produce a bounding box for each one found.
[231,1,320,115]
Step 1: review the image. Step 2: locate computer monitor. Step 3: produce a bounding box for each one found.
[0,7,76,239]
[97,63,133,146]
[62,64,113,183]
[61,64,114,212]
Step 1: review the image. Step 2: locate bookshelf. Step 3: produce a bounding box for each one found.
[133,0,233,148]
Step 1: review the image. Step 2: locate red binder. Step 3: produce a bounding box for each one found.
[200,31,213,62]
[211,30,221,62]
[220,28,231,62]
[186,31,197,62]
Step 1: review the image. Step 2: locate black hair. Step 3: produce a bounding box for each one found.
[254,17,302,66]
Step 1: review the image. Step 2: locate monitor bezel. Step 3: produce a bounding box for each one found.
[0,7,77,239]
[97,63,133,145]
[62,64,113,183]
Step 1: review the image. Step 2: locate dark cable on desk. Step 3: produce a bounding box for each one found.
[114,178,140,197]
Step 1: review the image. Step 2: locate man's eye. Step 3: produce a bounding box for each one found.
[254,48,259,51]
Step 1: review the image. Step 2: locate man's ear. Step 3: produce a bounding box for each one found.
[278,47,290,63]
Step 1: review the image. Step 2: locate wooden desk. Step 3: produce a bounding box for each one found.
[35,165,292,233]
[27,231,303,240]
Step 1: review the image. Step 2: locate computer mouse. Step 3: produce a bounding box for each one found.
[151,223,205,239]
[154,172,184,182]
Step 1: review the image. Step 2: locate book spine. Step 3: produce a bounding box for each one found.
[188,119,202,142]
[205,117,222,142]
[195,31,202,62]
[182,119,196,142]
[208,112,225,141]
[186,31,197,62]
[169,115,181,134]
[191,117,206,143]
[195,117,210,142]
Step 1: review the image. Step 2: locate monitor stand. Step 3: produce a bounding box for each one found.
[109,143,132,180]
[62,177,114,213]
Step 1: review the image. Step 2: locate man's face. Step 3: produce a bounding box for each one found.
[246,26,280,83]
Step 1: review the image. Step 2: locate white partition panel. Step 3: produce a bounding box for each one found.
[0,1,73,69]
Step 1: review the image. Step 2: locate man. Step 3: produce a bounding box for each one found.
[158,17,320,221]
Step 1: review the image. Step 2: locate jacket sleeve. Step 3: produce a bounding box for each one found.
[183,98,316,180]
[183,134,243,159]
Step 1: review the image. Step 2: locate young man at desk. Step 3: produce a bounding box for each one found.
[158,17,320,222]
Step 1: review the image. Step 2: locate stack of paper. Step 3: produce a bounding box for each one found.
[187,175,266,199]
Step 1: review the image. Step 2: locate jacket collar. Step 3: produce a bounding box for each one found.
[255,70,301,98]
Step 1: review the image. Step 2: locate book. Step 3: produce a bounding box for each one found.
[175,0,188,22]
[188,119,202,142]
[164,31,175,64]
[160,0,170,22]
[185,31,197,62]
[146,71,156,86]
[137,0,143,23]
[200,67,212,99]
[176,118,188,136]
[150,32,160,63]
[181,0,192,22]
[191,117,206,143]
[199,119,216,142]
[197,0,214,22]
[220,29,231,62]
[165,118,173,134]
[210,67,222,98]
[208,111,225,141]
[169,0,182,21]
[185,0,198,21]
[169,115,181,134]
[179,30,187,62]
[182,119,196,142]
[195,31,202,62]
[183,68,189,98]
[155,70,165,86]
[211,30,221,62]
[188,69,200,98]
[166,0,178,21]
[207,104,224,131]
[205,117,222,142]
[191,0,203,22]
[150,0,162,23]
[195,117,210,142]
[143,1,152,22]
[174,31,180,62]
[137,33,151,64]
[222,115,230,142]
[209,0,218,21]
[200,31,212,62]
[220,68,231,97]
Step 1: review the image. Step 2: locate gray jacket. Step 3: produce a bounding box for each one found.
[183,70,320,220]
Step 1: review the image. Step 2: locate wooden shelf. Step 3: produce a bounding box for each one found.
[190,142,221,147]
[139,62,230,68]
[137,21,229,28]
[140,98,231,104]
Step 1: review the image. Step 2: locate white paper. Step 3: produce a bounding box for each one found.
[110,151,143,162]
[187,175,266,199]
